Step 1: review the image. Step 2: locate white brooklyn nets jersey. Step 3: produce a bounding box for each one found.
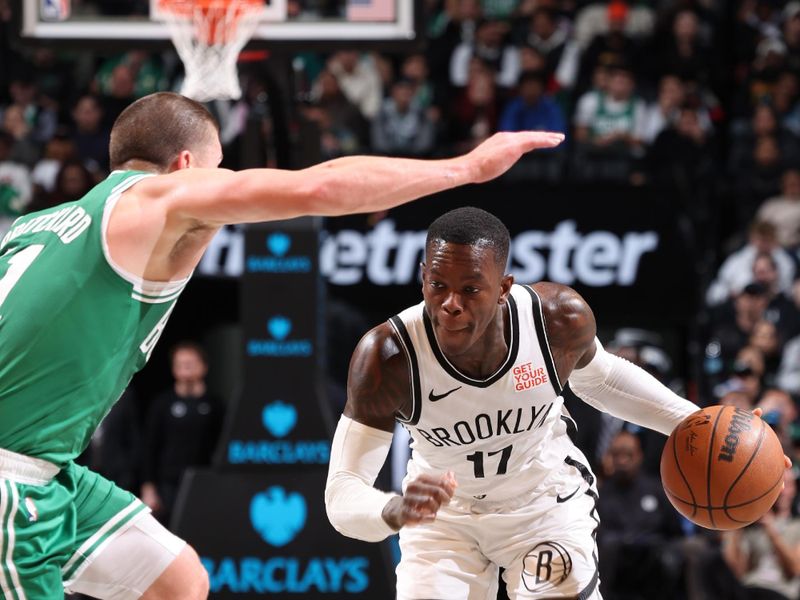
[390,284,581,502]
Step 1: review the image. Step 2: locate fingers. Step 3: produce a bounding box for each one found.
[752,407,763,418]
[785,455,792,469]
[519,131,565,150]
[401,473,459,526]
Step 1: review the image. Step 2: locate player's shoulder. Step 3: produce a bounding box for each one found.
[354,321,406,365]
[526,282,591,315]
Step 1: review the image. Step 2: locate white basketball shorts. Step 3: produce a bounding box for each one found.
[396,452,602,600]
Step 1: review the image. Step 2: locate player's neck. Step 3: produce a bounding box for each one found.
[115,159,165,174]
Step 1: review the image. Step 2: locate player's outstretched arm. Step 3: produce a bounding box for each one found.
[533,282,700,435]
[149,131,565,227]
[325,324,456,541]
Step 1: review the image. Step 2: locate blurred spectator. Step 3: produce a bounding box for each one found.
[326,50,383,119]
[97,64,138,128]
[498,69,566,133]
[730,105,800,187]
[308,69,369,145]
[733,134,786,215]
[30,133,76,196]
[706,282,770,369]
[3,74,57,146]
[573,62,647,181]
[646,104,716,210]
[371,78,436,157]
[301,105,361,159]
[141,342,224,527]
[2,104,42,167]
[784,2,800,74]
[642,74,686,144]
[706,221,795,306]
[651,9,715,89]
[400,53,438,114]
[749,319,783,384]
[597,430,685,600]
[772,71,800,135]
[27,159,94,213]
[757,388,797,451]
[576,2,641,94]
[521,8,569,79]
[721,469,800,600]
[0,129,32,237]
[449,65,500,152]
[93,51,165,100]
[750,252,800,335]
[426,0,483,86]
[69,94,110,175]
[450,18,521,88]
[756,168,800,247]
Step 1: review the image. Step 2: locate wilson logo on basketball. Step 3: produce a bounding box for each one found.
[718,408,753,463]
[513,363,548,392]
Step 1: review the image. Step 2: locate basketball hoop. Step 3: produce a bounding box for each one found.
[158,0,263,102]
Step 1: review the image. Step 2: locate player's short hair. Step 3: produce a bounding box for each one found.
[426,207,510,269]
[169,340,208,366]
[109,92,219,171]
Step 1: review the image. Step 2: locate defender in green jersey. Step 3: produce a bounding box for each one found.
[0,92,564,599]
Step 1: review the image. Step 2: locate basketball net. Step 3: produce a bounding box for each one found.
[158,0,263,102]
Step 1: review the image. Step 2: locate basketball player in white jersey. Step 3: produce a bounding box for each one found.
[325,206,702,599]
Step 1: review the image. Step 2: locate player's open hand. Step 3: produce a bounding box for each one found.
[465,131,565,183]
[382,472,457,530]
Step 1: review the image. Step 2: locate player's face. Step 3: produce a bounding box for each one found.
[421,241,512,358]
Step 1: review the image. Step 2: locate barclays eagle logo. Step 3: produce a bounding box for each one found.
[267,232,291,257]
[250,486,306,547]
[262,400,297,438]
[267,316,292,340]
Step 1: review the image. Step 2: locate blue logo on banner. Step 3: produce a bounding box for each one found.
[267,232,291,256]
[250,487,306,547]
[267,316,292,340]
[247,316,312,357]
[262,401,297,438]
[246,232,312,273]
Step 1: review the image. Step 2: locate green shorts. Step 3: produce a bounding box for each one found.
[0,453,147,600]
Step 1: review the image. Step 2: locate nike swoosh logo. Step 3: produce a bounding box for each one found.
[428,386,462,402]
[555,486,580,503]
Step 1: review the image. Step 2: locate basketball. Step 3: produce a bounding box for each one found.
[660,405,785,530]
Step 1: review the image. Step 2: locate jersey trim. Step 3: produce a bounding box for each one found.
[61,500,148,584]
[100,172,191,304]
[421,294,520,388]
[389,316,422,426]
[524,285,563,396]
[0,481,25,600]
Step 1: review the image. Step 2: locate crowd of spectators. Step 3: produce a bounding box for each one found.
[7,0,800,598]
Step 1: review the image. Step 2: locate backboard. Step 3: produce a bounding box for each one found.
[20,0,419,48]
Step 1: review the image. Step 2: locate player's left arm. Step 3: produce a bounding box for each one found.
[533,281,700,436]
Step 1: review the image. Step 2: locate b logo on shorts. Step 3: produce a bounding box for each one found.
[521,541,573,592]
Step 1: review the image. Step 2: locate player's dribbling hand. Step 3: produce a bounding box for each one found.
[465,131,565,183]
[382,472,458,530]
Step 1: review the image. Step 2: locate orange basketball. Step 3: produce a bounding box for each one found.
[660,405,785,530]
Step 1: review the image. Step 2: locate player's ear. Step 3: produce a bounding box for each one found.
[419,262,427,282]
[498,273,514,304]
[171,150,194,171]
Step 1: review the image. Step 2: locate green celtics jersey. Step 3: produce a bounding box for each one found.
[0,171,188,467]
